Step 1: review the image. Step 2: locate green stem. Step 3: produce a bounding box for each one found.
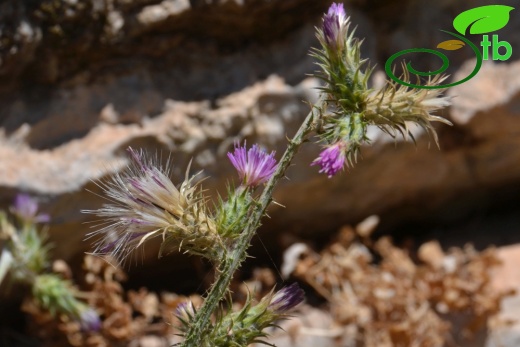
[181,98,323,347]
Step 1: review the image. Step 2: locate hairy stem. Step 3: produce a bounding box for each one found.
[181,98,323,346]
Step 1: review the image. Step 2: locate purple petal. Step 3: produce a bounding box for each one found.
[322,3,346,49]
[328,3,345,18]
[269,283,305,313]
[100,230,147,253]
[34,214,51,223]
[12,193,49,223]
[127,147,148,172]
[311,143,345,178]
[14,194,38,218]
[228,142,277,187]
[79,307,101,332]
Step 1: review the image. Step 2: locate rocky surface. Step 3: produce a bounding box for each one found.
[254,244,520,347]
[486,244,520,347]
[1,0,520,269]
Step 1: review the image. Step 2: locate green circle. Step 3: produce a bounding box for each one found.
[384,30,483,89]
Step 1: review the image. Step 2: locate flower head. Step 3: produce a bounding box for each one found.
[365,75,453,146]
[85,147,223,264]
[33,274,97,328]
[227,142,277,188]
[202,283,304,345]
[322,2,347,52]
[79,307,101,332]
[11,193,50,223]
[175,301,196,328]
[311,142,346,178]
[268,282,305,314]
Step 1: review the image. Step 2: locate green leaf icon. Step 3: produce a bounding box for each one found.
[453,5,514,35]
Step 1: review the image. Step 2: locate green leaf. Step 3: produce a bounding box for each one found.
[453,5,514,35]
[437,39,465,50]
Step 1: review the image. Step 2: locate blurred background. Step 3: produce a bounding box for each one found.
[0,0,519,346]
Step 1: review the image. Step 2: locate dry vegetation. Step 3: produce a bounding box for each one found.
[291,224,510,346]
[20,221,512,347]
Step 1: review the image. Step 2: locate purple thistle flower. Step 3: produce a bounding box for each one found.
[79,307,101,332]
[227,142,277,188]
[84,146,218,264]
[311,142,346,178]
[269,283,305,314]
[11,193,50,223]
[323,2,347,51]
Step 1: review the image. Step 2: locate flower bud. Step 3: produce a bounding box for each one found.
[365,76,453,145]
[79,307,101,332]
[311,142,346,178]
[11,194,50,224]
[33,274,102,332]
[216,184,253,238]
[322,3,347,53]
[202,284,304,346]
[176,301,196,322]
[268,282,305,314]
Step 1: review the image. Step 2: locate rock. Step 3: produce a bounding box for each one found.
[1,0,520,273]
[0,74,316,262]
[448,61,520,125]
[486,244,520,347]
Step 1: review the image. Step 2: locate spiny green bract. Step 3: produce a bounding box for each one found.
[215,184,254,239]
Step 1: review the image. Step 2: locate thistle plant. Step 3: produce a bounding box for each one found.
[86,3,452,346]
[0,194,100,332]
[311,3,451,175]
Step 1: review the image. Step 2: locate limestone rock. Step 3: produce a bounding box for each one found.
[1,0,520,269]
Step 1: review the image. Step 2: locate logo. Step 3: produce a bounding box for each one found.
[385,5,515,89]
